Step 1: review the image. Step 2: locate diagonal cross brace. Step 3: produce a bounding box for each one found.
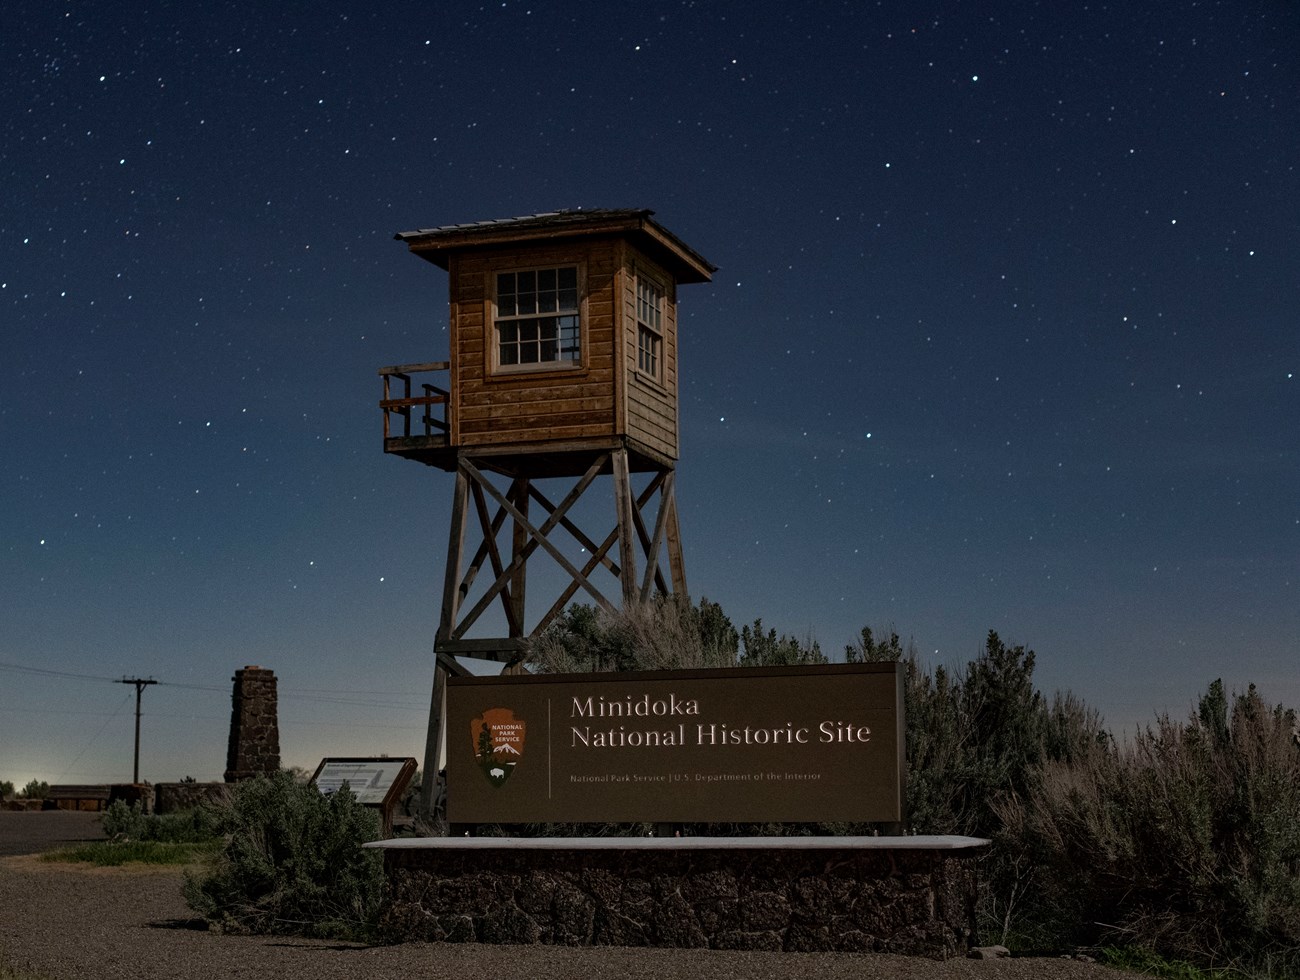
[451,456,616,640]
[468,477,524,637]
[533,472,671,635]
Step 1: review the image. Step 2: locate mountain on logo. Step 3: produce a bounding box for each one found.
[470,707,526,788]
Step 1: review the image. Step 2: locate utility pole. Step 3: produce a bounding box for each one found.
[117,677,157,784]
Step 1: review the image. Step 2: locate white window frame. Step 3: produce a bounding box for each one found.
[492,264,583,374]
[635,272,665,384]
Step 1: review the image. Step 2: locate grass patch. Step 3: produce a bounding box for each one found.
[1099,946,1223,979]
[41,840,219,867]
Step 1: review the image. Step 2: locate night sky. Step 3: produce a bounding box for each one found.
[4,1,1296,786]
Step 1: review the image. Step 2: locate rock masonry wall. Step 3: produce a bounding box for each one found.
[153,782,230,814]
[378,843,980,958]
[224,665,280,782]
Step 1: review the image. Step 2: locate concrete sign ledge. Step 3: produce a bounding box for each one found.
[367,834,988,852]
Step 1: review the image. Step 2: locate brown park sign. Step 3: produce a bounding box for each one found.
[446,663,904,825]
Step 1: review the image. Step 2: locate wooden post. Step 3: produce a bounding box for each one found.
[664,472,688,598]
[418,656,447,820]
[423,468,469,819]
[117,677,157,784]
[438,466,470,646]
[509,477,530,642]
[612,449,638,606]
[420,650,473,821]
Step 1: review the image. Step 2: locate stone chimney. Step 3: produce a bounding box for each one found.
[224,665,281,782]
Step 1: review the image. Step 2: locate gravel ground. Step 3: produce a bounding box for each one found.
[0,813,1120,980]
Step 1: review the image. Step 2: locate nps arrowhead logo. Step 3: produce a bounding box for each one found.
[470,707,526,788]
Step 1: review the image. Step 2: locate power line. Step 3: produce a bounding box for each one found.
[54,690,133,785]
[0,660,121,683]
[1,660,427,710]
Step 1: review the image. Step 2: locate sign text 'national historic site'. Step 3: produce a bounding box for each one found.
[446,663,904,825]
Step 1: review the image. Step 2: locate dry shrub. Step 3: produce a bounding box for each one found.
[1004,681,1300,970]
[530,595,737,673]
[183,770,383,939]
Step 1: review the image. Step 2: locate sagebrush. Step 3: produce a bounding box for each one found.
[1002,681,1300,970]
[183,770,383,940]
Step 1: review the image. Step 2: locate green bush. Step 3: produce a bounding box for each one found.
[0,781,14,800]
[101,800,219,844]
[183,770,383,940]
[101,800,147,840]
[18,781,48,800]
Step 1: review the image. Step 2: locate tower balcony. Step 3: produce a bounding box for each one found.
[379,361,452,467]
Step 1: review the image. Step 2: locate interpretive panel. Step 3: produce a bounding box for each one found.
[446,663,903,824]
[312,757,417,807]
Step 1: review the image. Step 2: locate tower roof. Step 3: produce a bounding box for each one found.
[395,208,716,284]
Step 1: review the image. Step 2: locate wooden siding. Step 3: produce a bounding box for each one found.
[620,249,680,459]
[449,242,620,449]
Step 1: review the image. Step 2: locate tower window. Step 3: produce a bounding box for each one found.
[495,266,581,369]
[636,274,664,381]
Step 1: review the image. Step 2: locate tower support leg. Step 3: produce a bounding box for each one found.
[612,449,638,605]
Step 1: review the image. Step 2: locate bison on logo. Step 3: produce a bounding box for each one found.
[470,707,525,788]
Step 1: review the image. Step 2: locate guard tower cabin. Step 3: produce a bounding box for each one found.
[383,209,714,478]
[380,210,714,814]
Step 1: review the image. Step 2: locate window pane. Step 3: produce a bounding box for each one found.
[560,316,580,358]
[497,273,516,316]
[493,268,581,369]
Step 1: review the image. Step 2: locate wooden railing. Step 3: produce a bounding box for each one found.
[379,361,450,439]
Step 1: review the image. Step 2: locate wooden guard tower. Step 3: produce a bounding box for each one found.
[378,209,715,816]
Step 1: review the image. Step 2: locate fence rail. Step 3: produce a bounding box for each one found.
[379,361,450,439]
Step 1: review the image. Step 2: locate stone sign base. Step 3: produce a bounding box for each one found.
[368,836,987,958]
